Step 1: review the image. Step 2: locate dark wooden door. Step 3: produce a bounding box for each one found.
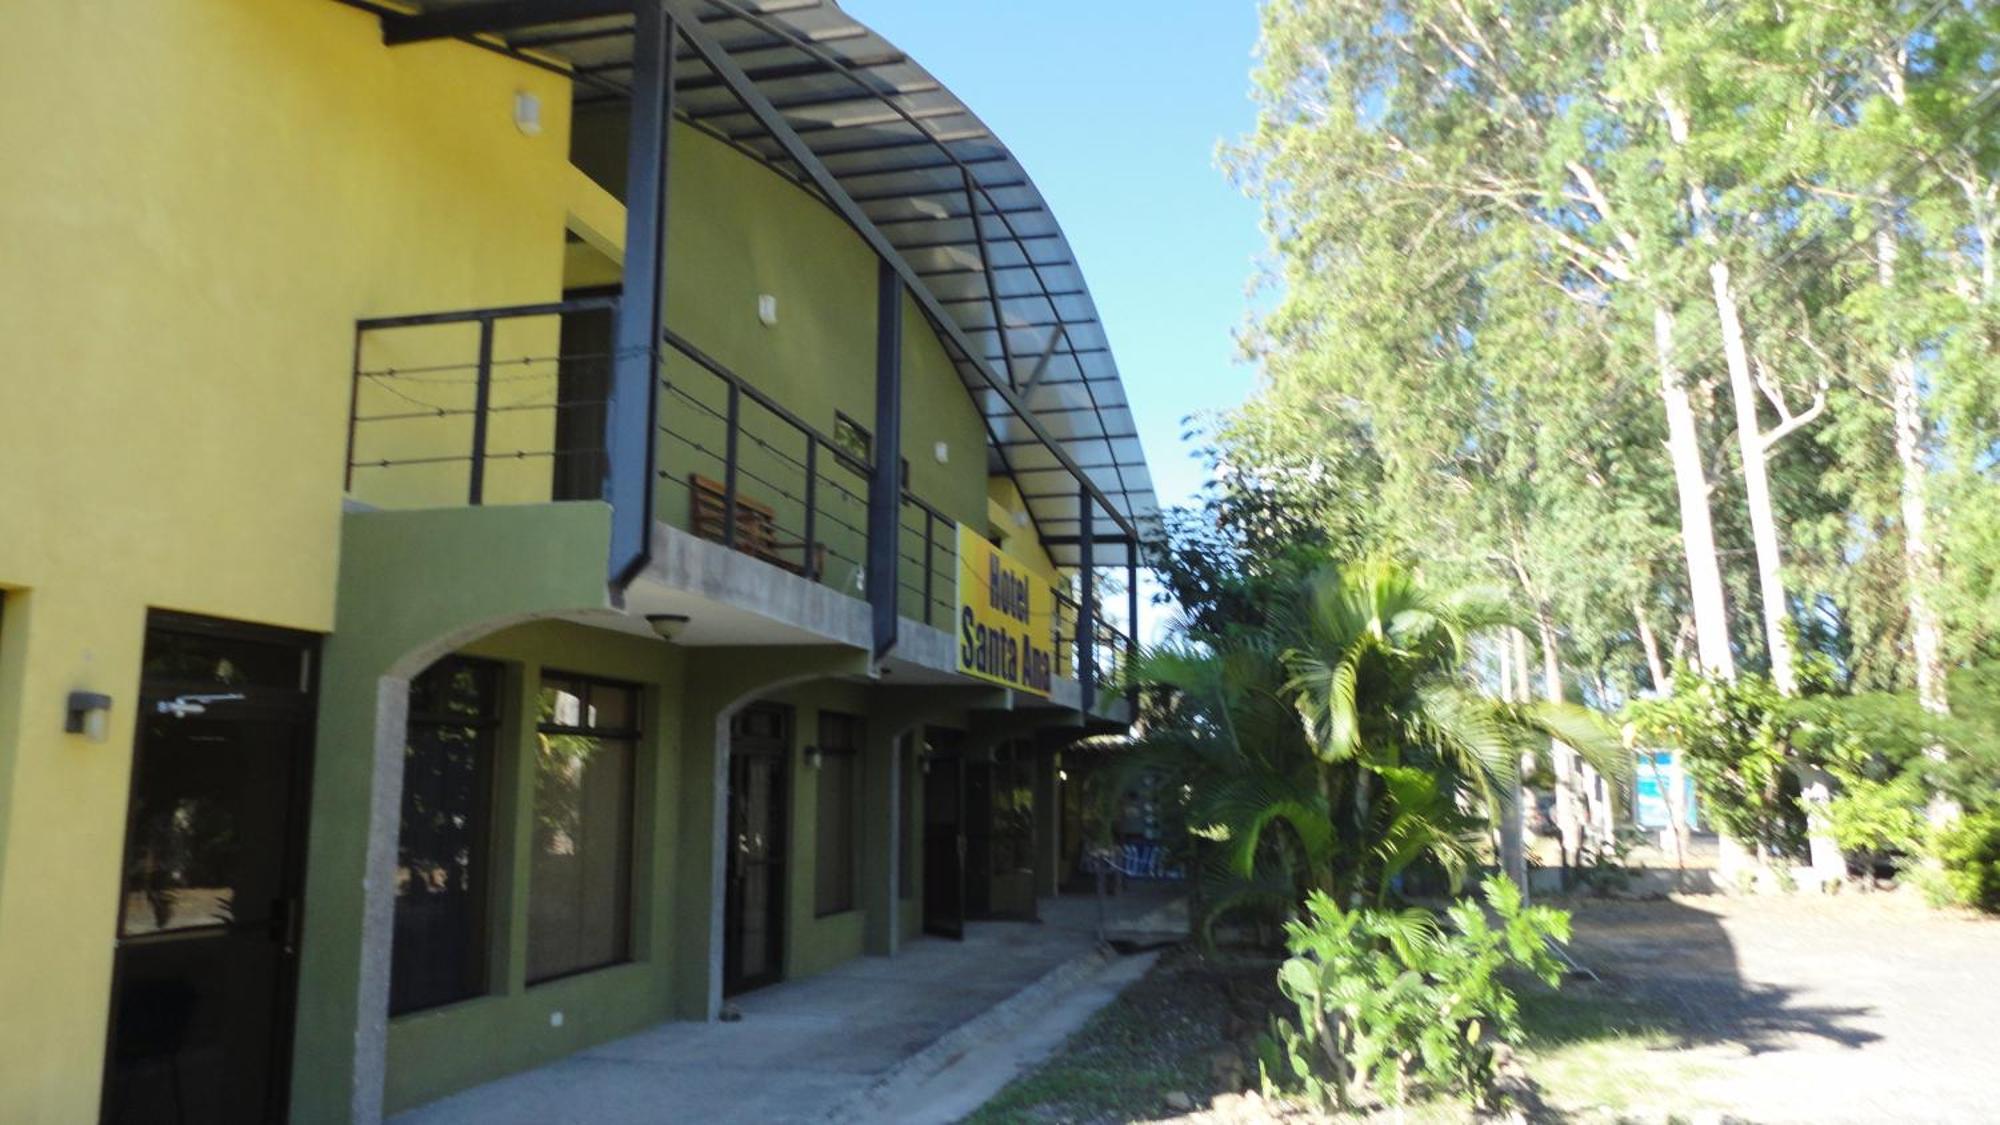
[724,704,789,995]
[921,728,966,940]
[103,614,317,1125]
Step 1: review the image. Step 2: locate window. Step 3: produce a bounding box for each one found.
[391,657,501,1016]
[529,673,639,984]
[832,412,872,466]
[814,712,862,917]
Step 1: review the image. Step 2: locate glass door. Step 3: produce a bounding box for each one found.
[724,705,789,995]
[103,614,317,1125]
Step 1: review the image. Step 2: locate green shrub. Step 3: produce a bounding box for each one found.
[1925,812,2000,912]
[1823,772,1926,878]
[1257,877,1569,1111]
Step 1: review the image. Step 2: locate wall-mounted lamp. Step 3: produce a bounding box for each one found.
[65,692,113,743]
[646,614,691,642]
[933,441,950,465]
[804,746,823,770]
[513,91,543,136]
[757,294,779,327]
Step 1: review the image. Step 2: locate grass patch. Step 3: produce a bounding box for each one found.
[967,955,1725,1122]
[1515,982,1721,1117]
[964,948,1276,1125]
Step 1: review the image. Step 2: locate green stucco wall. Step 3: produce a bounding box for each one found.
[294,503,615,1124]
[382,619,689,1114]
[571,110,990,605]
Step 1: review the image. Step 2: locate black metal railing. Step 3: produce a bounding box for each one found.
[898,493,957,630]
[1053,588,1130,691]
[346,298,621,508]
[346,300,964,613]
[653,327,875,590]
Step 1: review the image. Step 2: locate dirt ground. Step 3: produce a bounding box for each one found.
[1549,891,2000,1124]
[967,892,2000,1125]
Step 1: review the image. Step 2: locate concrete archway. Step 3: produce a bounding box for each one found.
[292,504,620,1125]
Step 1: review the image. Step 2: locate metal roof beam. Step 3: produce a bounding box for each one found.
[933,286,1082,306]
[875,203,1044,228]
[686,82,943,124]
[382,0,631,45]
[846,173,1026,205]
[663,5,1135,539]
[672,50,909,91]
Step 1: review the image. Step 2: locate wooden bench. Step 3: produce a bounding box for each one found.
[689,473,825,578]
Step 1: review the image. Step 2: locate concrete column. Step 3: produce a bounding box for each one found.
[350,676,413,1125]
[1032,748,1062,897]
[860,726,902,955]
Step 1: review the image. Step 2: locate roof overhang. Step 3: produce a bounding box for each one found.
[361,0,1163,567]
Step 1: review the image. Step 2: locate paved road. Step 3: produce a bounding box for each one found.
[1565,893,2000,1124]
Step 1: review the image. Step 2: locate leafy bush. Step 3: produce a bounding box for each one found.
[1117,562,1622,945]
[1921,812,2000,912]
[1629,672,1807,859]
[1257,877,1569,1110]
[1571,826,1648,896]
[1823,773,1926,878]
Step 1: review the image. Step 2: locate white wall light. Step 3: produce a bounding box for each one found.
[646,613,691,642]
[933,441,950,464]
[513,91,543,136]
[757,294,779,326]
[65,691,113,743]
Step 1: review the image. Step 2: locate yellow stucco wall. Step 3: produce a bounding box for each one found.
[987,476,1064,589]
[0,3,574,1116]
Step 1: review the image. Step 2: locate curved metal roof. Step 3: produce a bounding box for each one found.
[385,0,1162,566]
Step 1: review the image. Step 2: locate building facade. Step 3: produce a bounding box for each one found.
[0,2,1158,1121]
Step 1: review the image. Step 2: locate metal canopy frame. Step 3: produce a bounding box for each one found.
[372,0,1162,567]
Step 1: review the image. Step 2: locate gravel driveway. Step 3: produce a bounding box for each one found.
[1562,893,2000,1124]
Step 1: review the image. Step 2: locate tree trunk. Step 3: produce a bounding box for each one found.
[1534,605,1582,876]
[1710,258,1800,694]
[1497,637,1528,894]
[1634,599,1668,695]
[1872,47,1955,827]
[1876,227,1952,722]
[1880,237,1957,829]
[1653,302,1736,679]
[1512,628,1532,704]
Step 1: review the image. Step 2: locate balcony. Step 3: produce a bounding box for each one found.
[343,298,1125,714]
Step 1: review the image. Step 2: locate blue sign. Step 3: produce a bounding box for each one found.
[1632,750,1698,829]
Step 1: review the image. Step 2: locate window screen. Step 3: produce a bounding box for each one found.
[529,673,639,984]
[391,657,501,1015]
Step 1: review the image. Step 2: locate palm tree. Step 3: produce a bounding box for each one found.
[1114,560,1623,939]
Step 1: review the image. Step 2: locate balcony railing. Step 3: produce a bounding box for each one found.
[654,326,873,591]
[346,298,618,508]
[1054,589,1131,690]
[345,299,957,616]
[898,494,957,631]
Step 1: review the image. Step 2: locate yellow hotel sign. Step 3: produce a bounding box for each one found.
[955,525,1056,697]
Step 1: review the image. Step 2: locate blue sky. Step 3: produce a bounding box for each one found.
[846,1,1270,513]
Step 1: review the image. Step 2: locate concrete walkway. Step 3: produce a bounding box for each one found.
[393,888,1183,1125]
